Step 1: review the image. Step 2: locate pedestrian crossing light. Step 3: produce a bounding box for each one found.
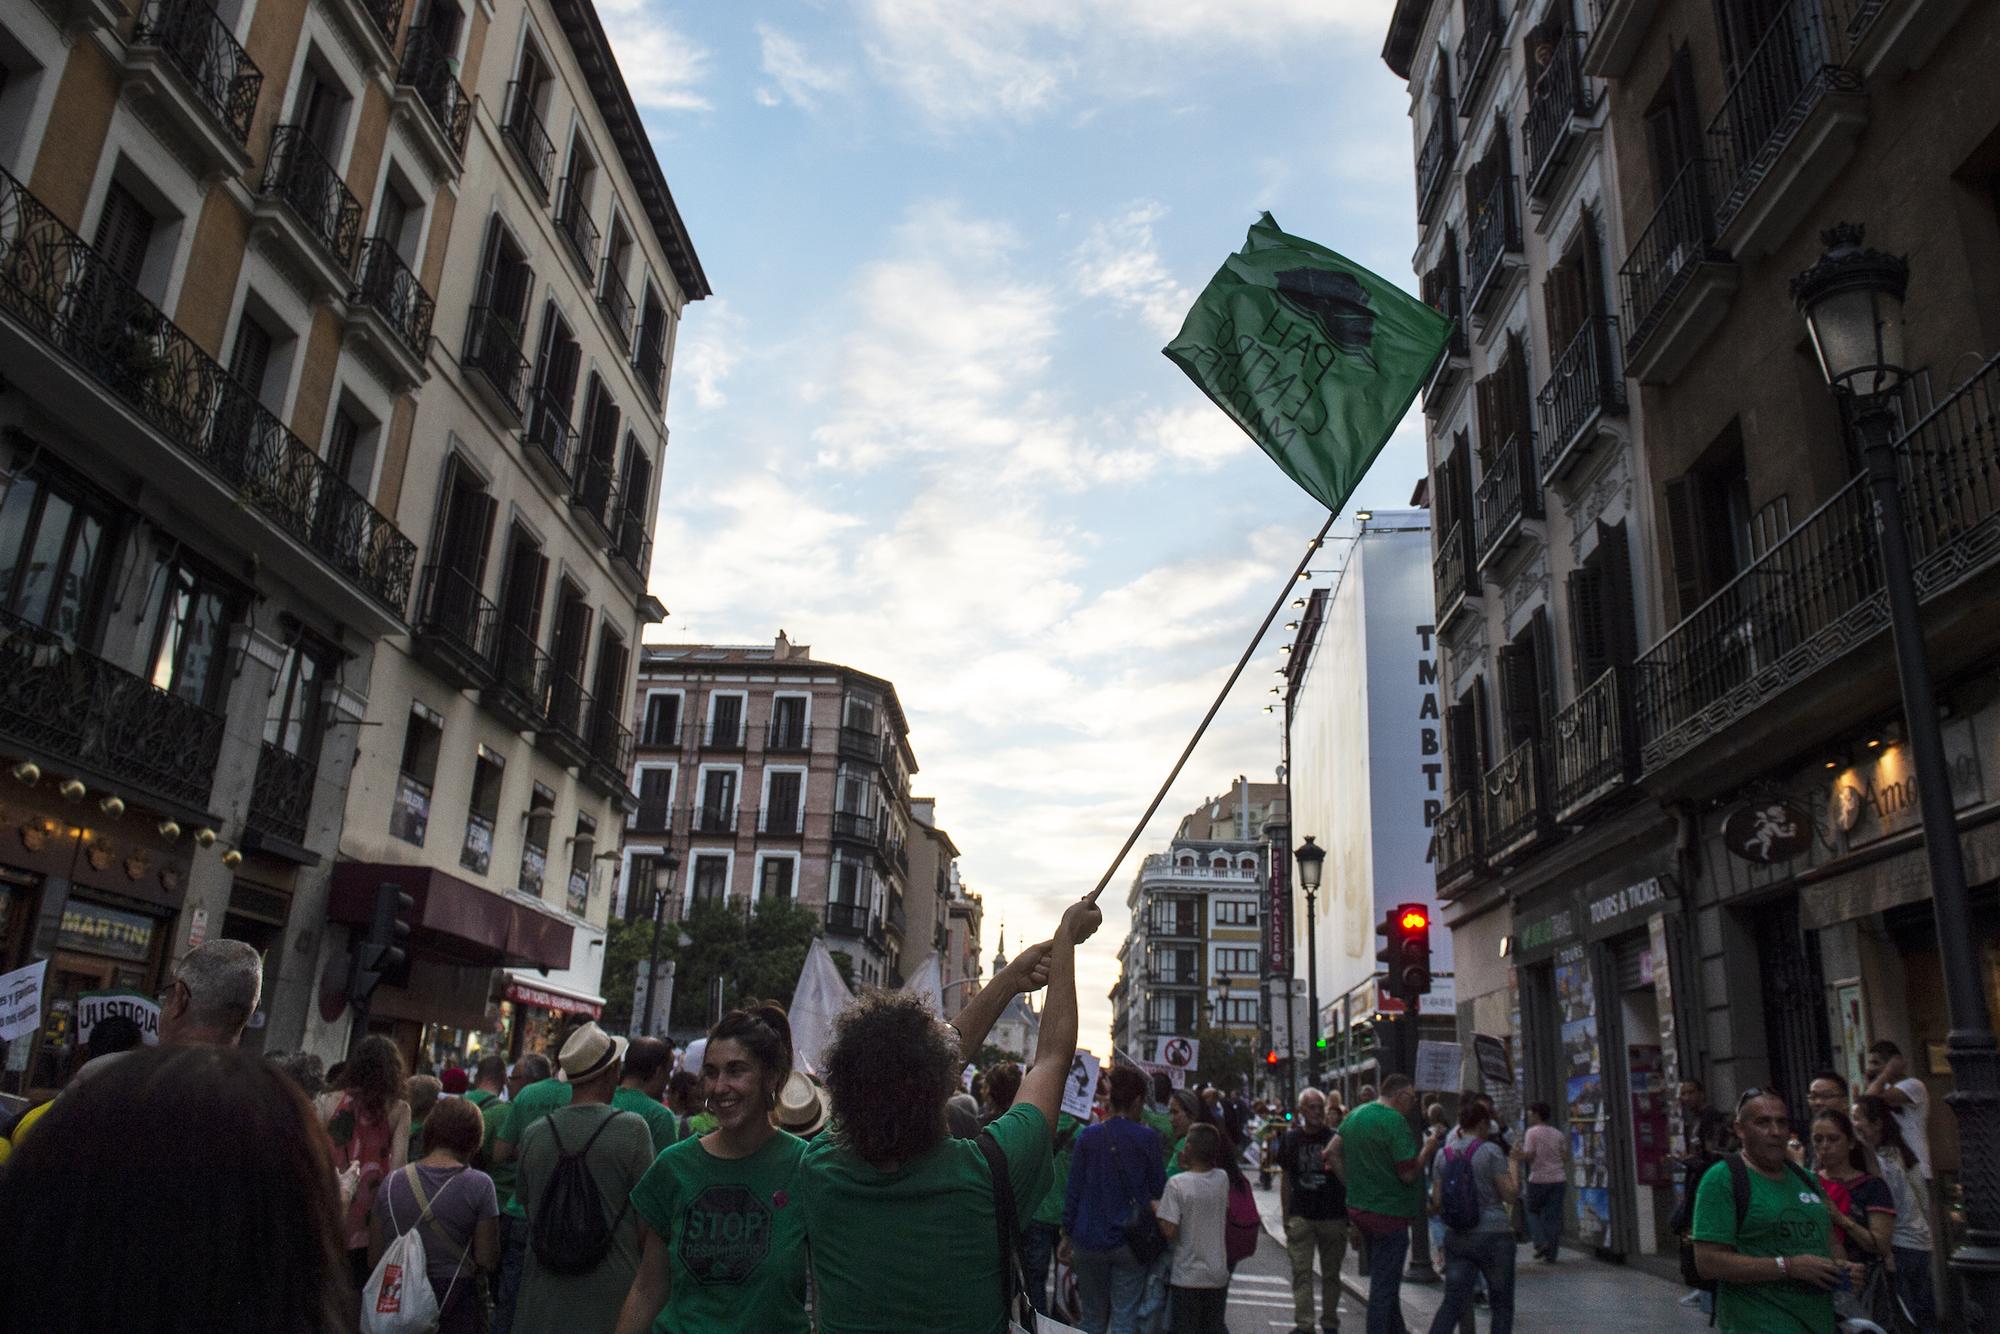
[1376,902,1434,1003]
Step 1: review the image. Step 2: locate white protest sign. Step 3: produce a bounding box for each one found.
[1414,1039,1464,1092]
[76,990,161,1045]
[1141,1059,1186,1091]
[0,959,48,1041]
[962,1062,977,1092]
[1062,1050,1101,1121]
[1152,1036,1199,1073]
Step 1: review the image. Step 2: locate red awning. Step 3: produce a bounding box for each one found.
[504,974,603,1018]
[328,863,574,971]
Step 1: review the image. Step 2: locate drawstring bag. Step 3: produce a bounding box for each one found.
[976,1132,1086,1334]
[360,1166,469,1334]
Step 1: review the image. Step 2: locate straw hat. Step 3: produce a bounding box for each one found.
[776,1070,828,1136]
[557,1022,629,1084]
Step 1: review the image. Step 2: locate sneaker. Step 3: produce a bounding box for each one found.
[1679,1290,1706,1307]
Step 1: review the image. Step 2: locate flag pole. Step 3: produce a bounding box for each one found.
[1085,510,1338,905]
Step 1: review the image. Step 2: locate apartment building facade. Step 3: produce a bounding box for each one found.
[942,870,982,1022]
[0,0,452,1086]
[621,635,920,990]
[1387,0,1999,1286]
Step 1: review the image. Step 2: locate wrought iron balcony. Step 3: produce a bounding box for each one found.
[569,450,617,538]
[247,740,316,848]
[1416,103,1456,222]
[463,304,530,423]
[1457,0,1503,104]
[611,506,651,581]
[502,81,555,199]
[1582,0,1658,77]
[412,563,497,688]
[702,718,745,750]
[633,333,666,409]
[555,176,600,279]
[264,126,362,270]
[1480,737,1549,863]
[1150,913,1202,940]
[0,168,414,617]
[838,725,883,765]
[1704,0,1858,242]
[484,621,548,733]
[1434,789,1483,897]
[352,238,435,366]
[1552,666,1637,822]
[1421,252,1469,411]
[0,606,224,813]
[765,721,812,753]
[131,0,262,148]
[758,804,805,836]
[597,266,633,354]
[831,810,876,845]
[1618,158,1730,375]
[825,900,872,938]
[349,0,400,47]
[396,25,472,162]
[534,665,591,769]
[1433,518,1479,630]
[631,795,672,833]
[1524,31,1595,200]
[1466,169,1522,314]
[1474,430,1542,568]
[583,699,634,801]
[1536,315,1625,483]
[523,382,577,489]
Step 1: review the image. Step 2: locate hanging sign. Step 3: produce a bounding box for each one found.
[1722,801,1813,864]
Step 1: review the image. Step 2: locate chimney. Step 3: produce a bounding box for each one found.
[1236,774,1249,839]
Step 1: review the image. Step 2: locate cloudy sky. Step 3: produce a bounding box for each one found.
[617,0,1425,1048]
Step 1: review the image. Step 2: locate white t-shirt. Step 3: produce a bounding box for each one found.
[1157,1167,1230,1289]
[1890,1077,1932,1179]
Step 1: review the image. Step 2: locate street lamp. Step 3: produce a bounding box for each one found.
[642,849,680,1037]
[1794,224,2000,1313]
[1294,836,1326,1085]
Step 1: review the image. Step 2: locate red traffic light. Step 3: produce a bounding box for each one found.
[1399,908,1429,931]
[1266,1049,1279,1065]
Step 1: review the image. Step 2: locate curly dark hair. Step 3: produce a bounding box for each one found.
[342,1033,407,1115]
[824,990,958,1166]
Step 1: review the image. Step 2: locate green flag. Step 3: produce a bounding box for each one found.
[1164,213,1452,515]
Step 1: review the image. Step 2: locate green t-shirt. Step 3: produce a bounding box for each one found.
[1690,1158,1834,1334]
[627,1130,809,1334]
[1339,1101,1422,1219]
[1141,1106,1174,1164]
[799,1101,1053,1333]
[613,1086,681,1158]
[500,1078,573,1216]
[1033,1113,1084,1226]
[1165,1133,1187,1178]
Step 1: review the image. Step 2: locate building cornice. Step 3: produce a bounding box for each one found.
[1383,0,1439,79]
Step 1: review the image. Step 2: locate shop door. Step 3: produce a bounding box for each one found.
[30,952,123,1095]
[1754,897,1830,1117]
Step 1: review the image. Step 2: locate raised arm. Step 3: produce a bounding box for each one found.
[953,941,1052,1064]
[1017,899,1102,1136]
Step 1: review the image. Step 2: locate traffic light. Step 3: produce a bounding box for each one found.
[1266,1049,1279,1066]
[352,882,414,1003]
[1375,902,1433,1002]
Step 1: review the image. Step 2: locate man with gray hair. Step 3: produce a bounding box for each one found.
[64,940,263,1096]
[1278,1086,1348,1334]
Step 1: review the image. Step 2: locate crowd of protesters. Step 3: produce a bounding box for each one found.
[0,927,1958,1334]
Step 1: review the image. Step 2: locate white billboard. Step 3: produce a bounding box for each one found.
[1288,513,1452,1010]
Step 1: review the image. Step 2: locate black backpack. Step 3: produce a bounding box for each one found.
[1675,1153,1823,1322]
[529,1111,631,1274]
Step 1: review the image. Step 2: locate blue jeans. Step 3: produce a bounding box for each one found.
[1023,1220,1061,1315]
[1523,1181,1564,1255]
[490,1214,527,1334]
[1363,1222,1410,1334]
[1073,1243,1147,1334]
[1427,1230,1515,1334]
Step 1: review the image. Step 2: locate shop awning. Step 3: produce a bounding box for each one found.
[503,972,604,1018]
[328,863,574,970]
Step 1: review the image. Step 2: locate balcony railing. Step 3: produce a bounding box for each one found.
[633,332,666,408]
[1536,315,1624,480]
[1474,430,1541,564]
[597,267,632,353]
[524,383,577,479]
[825,901,871,938]
[1480,738,1548,862]
[487,622,548,731]
[631,797,671,833]
[831,810,876,844]
[539,666,590,755]
[637,716,679,749]
[1524,31,1594,198]
[1416,104,1456,221]
[759,804,804,836]
[352,238,435,362]
[502,82,555,198]
[702,718,745,750]
[570,450,617,532]
[132,0,262,148]
[397,25,472,160]
[351,0,400,46]
[766,721,811,753]
[1552,667,1637,821]
[248,740,315,845]
[555,176,600,278]
[585,699,632,787]
[463,304,530,421]
[1619,159,1720,363]
[264,126,361,268]
[1466,169,1522,309]
[1705,0,1856,236]
[1433,518,1479,625]
[1457,0,1503,103]
[0,606,224,812]
[413,563,497,683]
[0,168,415,615]
[612,506,651,579]
[1434,789,1483,894]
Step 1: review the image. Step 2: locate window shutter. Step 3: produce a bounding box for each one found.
[1581,206,1609,322]
[1663,476,1704,622]
[475,217,503,308]
[1497,641,1538,750]
[1471,673,1494,773]
[1598,519,1638,668]
[1475,371,1499,459]
[1543,260,1583,354]
[1446,697,1479,794]
[92,182,156,286]
[1567,565,1607,690]
[1530,606,1558,744]
[1505,331,1533,444]
[230,315,274,403]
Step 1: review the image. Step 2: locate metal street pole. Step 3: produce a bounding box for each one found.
[1856,399,2000,1315]
[642,890,665,1037]
[1305,883,1320,1090]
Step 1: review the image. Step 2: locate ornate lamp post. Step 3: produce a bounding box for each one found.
[641,849,679,1037]
[1294,835,1326,1085]
[1793,223,2000,1316]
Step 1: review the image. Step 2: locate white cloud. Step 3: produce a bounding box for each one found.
[755,23,853,112]
[595,0,712,111]
[673,298,743,412]
[1070,200,1192,340]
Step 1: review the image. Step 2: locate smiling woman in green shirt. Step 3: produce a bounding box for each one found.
[613,1004,808,1334]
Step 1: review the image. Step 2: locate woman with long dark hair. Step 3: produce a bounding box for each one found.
[1811,1108,1892,1265]
[615,1002,809,1334]
[0,1044,353,1333]
[1853,1093,1936,1329]
[319,1033,412,1283]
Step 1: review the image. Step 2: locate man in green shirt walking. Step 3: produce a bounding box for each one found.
[491,1054,570,1334]
[1329,1074,1440,1334]
[612,1036,680,1157]
[1692,1088,1857,1332]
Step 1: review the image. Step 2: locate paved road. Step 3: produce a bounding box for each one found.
[1224,1225,1354,1333]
